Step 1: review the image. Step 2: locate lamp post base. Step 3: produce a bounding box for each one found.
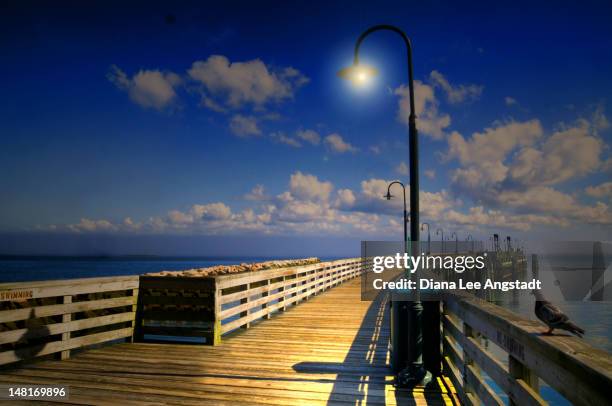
[397,364,432,388]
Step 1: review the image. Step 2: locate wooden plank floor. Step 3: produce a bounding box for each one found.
[1,278,458,405]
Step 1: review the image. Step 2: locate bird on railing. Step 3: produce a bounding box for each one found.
[532,290,585,338]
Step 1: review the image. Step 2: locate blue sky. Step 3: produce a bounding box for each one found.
[1,1,611,255]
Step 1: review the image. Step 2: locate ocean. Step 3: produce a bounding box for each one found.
[0,256,341,283]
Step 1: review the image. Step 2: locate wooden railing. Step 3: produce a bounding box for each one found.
[0,276,139,366]
[441,292,612,406]
[137,258,365,344]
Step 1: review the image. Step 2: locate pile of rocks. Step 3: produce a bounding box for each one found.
[145,257,320,277]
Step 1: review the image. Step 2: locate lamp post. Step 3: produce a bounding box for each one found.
[339,24,430,386]
[451,232,458,253]
[467,234,474,253]
[436,228,444,253]
[385,181,408,254]
[421,223,431,254]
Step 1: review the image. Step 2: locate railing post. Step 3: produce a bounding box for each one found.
[61,295,72,360]
[211,278,221,345]
[262,279,271,319]
[280,276,287,311]
[462,322,479,404]
[241,283,250,329]
[509,355,539,405]
[129,288,139,343]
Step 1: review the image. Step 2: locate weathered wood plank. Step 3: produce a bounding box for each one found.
[0,296,136,323]
[0,276,139,301]
[0,311,134,345]
[0,327,132,365]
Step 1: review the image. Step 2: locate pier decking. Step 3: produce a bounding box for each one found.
[1,278,457,405]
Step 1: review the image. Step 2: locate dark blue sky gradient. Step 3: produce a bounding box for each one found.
[1,1,611,255]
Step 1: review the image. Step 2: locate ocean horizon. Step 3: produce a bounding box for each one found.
[0,255,344,283]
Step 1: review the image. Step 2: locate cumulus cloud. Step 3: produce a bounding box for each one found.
[505,96,517,106]
[445,112,612,227]
[68,218,119,233]
[396,162,409,175]
[424,170,436,179]
[509,122,603,186]
[334,189,356,209]
[444,206,569,231]
[430,70,483,104]
[244,184,268,201]
[447,119,544,185]
[107,65,181,110]
[188,55,308,110]
[395,81,450,139]
[288,172,333,203]
[295,129,321,145]
[324,133,357,153]
[229,114,261,137]
[270,132,301,147]
[586,182,612,199]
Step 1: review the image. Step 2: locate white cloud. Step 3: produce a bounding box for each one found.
[424,170,436,179]
[395,81,450,139]
[108,65,181,110]
[444,206,569,231]
[295,129,321,145]
[244,184,268,201]
[509,122,603,186]
[270,132,301,147]
[447,119,544,185]
[505,96,517,106]
[288,171,333,203]
[369,145,382,155]
[445,114,611,226]
[192,202,232,220]
[430,70,483,104]
[68,218,119,233]
[324,133,357,153]
[396,162,409,175]
[229,114,261,137]
[334,189,356,209]
[188,55,308,110]
[586,182,612,199]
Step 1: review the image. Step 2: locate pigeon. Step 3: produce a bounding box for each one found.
[532,290,585,338]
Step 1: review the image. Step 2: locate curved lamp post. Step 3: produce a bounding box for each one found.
[385,181,408,254]
[451,232,458,254]
[339,24,430,386]
[436,228,444,253]
[466,234,474,253]
[421,222,431,254]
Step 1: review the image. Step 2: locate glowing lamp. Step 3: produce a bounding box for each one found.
[337,64,378,86]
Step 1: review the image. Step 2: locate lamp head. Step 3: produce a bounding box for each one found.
[337,64,378,87]
[384,191,393,201]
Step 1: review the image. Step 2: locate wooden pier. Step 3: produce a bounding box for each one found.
[1,256,611,405]
[0,264,457,405]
